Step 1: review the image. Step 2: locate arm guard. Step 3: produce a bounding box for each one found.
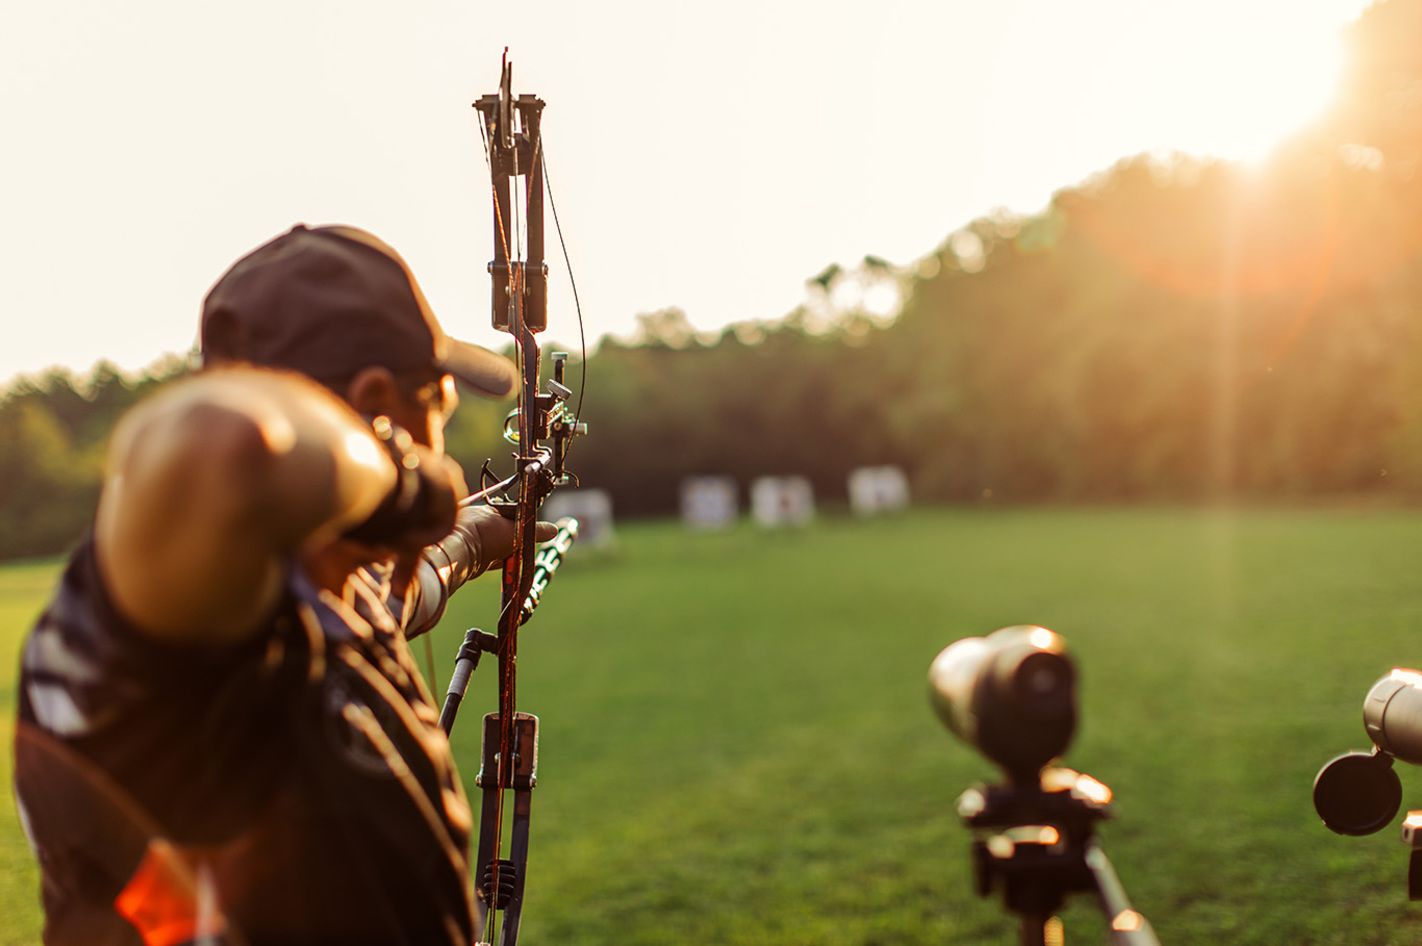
[402,515,488,639]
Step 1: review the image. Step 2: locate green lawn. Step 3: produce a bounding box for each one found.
[7,508,1422,943]
[0,560,66,946]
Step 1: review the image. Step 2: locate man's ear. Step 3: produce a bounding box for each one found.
[344,366,400,417]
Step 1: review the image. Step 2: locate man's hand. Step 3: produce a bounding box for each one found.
[344,421,468,554]
[456,504,559,574]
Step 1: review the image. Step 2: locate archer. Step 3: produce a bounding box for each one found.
[14,224,555,945]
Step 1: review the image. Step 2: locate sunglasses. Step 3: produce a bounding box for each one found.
[402,371,460,423]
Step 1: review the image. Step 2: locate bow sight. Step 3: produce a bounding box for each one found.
[929,627,1160,946]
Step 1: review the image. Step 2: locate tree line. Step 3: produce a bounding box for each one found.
[4,0,1420,560]
[0,361,177,559]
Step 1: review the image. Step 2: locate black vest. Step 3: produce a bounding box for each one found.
[15,538,474,946]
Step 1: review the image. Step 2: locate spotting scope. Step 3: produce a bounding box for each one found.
[1315,669,1422,837]
[928,625,1076,784]
[929,627,1160,945]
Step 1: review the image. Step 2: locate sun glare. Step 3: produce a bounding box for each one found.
[983,1,1365,213]
[1195,17,1348,165]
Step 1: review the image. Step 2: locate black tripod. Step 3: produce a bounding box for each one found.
[959,769,1161,946]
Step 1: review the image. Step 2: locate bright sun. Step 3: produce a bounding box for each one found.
[980,0,1366,210]
[1189,12,1351,164]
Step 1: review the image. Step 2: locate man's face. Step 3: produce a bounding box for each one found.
[390,371,459,456]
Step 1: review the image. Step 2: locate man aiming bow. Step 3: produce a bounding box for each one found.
[14,223,550,945]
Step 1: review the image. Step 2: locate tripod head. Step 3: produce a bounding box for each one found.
[929,628,1160,946]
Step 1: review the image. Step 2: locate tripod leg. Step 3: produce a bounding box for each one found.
[1017,913,1051,946]
[1084,842,1161,946]
[1408,849,1422,900]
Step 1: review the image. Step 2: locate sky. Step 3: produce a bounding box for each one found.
[0,0,1374,389]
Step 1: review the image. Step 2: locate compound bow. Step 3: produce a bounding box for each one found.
[437,51,586,946]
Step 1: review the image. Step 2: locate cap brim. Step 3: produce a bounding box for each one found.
[441,338,519,399]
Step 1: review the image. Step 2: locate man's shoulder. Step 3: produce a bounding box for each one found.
[22,538,121,699]
[19,535,290,739]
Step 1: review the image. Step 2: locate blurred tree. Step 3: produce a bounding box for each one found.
[0,399,100,558]
[0,358,184,559]
[1324,0,1422,168]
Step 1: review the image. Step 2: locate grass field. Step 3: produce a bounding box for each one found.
[6,507,1422,943]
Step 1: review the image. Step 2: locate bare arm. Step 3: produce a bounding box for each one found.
[94,367,398,644]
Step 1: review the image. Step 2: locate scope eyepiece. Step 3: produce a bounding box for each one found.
[929,626,1077,784]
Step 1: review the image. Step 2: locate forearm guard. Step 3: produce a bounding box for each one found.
[403,516,487,639]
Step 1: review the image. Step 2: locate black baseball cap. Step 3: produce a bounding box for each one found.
[200,224,517,398]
